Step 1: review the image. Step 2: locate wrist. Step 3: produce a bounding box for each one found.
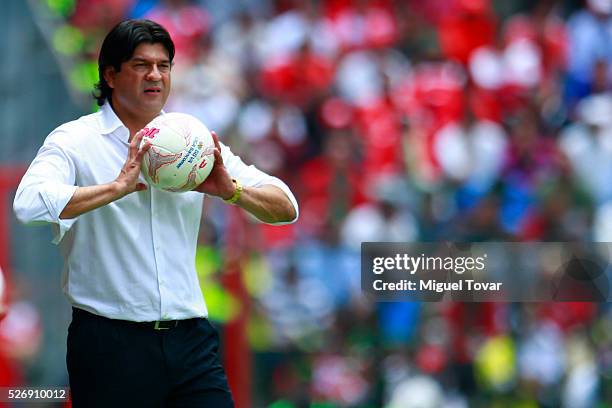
[110,180,129,199]
[223,179,243,204]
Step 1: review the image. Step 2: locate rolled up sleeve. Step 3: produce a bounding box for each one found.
[221,142,299,225]
[13,130,79,243]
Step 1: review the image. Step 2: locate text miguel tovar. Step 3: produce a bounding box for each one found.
[372,278,503,292]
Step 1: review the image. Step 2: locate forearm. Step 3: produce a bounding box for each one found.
[59,182,124,219]
[60,130,150,219]
[233,184,297,224]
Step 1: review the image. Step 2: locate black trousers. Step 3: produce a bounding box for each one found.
[67,308,234,408]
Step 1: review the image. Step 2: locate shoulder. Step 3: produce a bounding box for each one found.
[45,111,103,147]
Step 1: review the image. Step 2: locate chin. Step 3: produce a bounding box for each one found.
[141,99,166,112]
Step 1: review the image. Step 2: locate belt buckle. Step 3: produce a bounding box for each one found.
[154,321,174,330]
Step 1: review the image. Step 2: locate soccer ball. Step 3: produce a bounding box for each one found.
[140,113,215,192]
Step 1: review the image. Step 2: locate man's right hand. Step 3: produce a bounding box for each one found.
[113,129,151,197]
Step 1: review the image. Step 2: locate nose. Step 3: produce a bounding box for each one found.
[146,64,162,81]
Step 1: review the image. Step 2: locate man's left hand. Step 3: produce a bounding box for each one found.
[194,131,235,199]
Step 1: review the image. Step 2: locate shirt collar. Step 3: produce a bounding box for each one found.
[98,102,166,136]
[99,102,127,135]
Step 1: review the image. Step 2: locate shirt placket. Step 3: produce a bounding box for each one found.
[149,188,169,319]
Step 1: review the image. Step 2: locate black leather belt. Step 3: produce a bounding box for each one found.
[152,320,179,330]
[73,307,182,330]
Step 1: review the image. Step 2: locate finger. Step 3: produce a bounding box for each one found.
[132,129,145,145]
[212,147,224,166]
[136,142,152,161]
[211,131,221,151]
[210,132,225,166]
[129,130,145,155]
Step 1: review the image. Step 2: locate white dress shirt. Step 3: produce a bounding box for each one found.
[13,103,298,322]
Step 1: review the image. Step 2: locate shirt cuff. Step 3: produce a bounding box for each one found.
[40,183,79,244]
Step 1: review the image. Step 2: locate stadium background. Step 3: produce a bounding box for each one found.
[1,0,612,406]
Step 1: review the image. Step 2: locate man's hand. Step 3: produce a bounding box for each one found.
[194,131,235,199]
[59,129,152,219]
[194,131,297,223]
[113,129,152,197]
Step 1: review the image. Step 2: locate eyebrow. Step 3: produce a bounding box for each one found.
[130,57,171,64]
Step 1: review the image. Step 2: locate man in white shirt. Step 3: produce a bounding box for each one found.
[13,19,298,407]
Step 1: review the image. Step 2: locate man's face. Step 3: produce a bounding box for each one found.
[104,42,172,120]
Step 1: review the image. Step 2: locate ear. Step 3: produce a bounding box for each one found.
[103,66,116,89]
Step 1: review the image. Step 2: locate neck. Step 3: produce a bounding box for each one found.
[110,99,159,140]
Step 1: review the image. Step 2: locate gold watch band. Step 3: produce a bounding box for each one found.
[223,179,243,204]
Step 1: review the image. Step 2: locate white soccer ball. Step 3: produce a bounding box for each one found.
[140,113,215,192]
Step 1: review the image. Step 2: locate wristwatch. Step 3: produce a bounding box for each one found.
[223,178,243,204]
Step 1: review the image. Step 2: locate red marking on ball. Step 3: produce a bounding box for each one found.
[142,127,160,138]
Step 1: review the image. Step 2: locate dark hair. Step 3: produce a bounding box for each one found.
[93,19,175,106]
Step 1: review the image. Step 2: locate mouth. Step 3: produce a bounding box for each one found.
[144,87,162,94]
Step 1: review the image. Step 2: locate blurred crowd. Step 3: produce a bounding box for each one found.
[12,0,612,406]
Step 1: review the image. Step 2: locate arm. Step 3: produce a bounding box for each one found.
[195,132,298,224]
[226,183,296,224]
[59,130,150,219]
[14,128,79,230]
[14,128,150,233]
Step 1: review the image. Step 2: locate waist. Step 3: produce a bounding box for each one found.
[72,307,201,330]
